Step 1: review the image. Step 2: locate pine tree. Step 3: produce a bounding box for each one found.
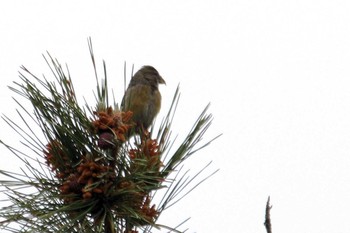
[0,39,219,233]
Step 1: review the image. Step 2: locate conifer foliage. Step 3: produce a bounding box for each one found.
[0,40,218,233]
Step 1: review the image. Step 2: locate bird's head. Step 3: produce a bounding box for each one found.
[135,66,166,87]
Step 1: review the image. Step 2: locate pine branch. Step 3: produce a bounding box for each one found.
[0,39,219,233]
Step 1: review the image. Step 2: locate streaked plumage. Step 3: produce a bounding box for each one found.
[121,66,165,130]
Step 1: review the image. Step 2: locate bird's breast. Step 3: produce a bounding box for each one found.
[123,84,161,128]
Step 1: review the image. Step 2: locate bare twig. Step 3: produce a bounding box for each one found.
[264,196,272,233]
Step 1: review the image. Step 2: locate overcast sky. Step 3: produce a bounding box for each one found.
[1,1,350,232]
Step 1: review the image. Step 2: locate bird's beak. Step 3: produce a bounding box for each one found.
[158,76,166,85]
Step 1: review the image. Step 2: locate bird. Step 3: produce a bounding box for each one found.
[121,66,166,133]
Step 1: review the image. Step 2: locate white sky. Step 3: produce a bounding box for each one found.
[1,1,350,232]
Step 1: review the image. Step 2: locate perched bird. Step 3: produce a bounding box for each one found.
[121,66,166,132]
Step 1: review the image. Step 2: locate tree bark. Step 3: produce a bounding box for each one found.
[264,196,272,233]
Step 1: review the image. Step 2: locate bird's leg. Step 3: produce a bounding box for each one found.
[141,126,150,139]
[135,122,150,140]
